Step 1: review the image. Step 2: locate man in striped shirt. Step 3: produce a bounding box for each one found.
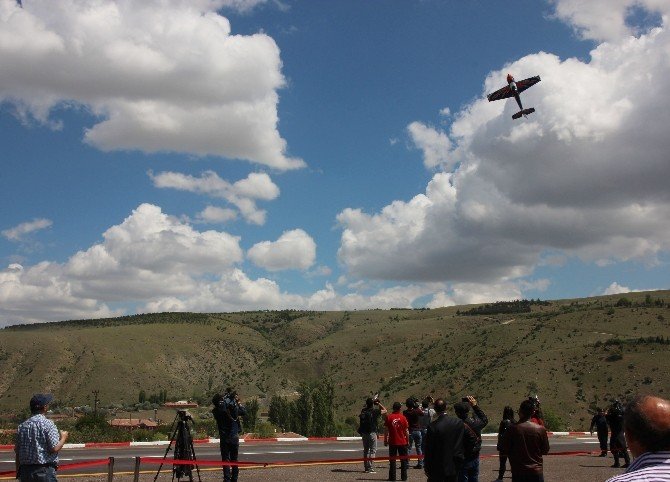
[605,394,670,482]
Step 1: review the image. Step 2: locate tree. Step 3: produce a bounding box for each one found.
[244,398,259,433]
[138,390,146,404]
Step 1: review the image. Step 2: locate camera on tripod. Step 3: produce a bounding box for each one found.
[153,409,200,482]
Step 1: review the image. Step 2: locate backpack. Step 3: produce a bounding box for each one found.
[358,409,376,434]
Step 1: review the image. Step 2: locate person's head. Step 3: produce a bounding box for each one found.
[392,401,402,413]
[503,406,515,421]
[454,401,470,420]
[212,393,223,406]
[365,397,374,409]
[597,407,604,415]
[624,395,670,457]
[422,399,429,409]
[406,397,417,409]
[30,394,54,414]
[434,399,447,414]
[518,399,535,421]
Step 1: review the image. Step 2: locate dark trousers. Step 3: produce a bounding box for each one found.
[427,475,458,482]
[220,441,240,482]
[597,430,608,451]
[511,474,544,482]
[388,444,408,481]
[498,455,508,479]
[19,465,57,482]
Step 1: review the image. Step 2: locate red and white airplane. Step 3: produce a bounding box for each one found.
[487,73,541,120]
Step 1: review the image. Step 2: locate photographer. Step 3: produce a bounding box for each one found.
[403,397,425,469]
[358,395,387,474]
[212,390,247,482]
[454,395,488,482]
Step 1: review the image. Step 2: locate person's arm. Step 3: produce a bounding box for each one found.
[468,397,488,430]
[376,401,388,415]
[49,430,68,454]
[541,428,550,455]
[589,416,596,434]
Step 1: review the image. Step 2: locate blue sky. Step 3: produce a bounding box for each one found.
[1,0,669,325]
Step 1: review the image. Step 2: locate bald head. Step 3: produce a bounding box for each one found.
[624,395,670,456]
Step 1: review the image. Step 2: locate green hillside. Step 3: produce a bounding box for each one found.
[1,291,669,430]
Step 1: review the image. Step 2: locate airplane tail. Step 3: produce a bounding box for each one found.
[512,107,535,120]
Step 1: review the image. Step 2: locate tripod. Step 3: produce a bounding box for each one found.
[153,410,201,482]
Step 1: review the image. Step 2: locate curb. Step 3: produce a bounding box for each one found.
[0,432,596,452]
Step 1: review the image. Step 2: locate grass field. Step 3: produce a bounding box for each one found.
[1,290,668,431]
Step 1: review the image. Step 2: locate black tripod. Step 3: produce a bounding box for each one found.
[154,410,201,482]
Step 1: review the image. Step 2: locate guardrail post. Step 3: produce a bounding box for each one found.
[107,456,115,482]
[133,456,141,482]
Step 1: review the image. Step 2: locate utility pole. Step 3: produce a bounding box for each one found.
[92,390,100,417]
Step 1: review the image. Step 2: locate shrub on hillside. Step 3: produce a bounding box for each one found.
[542,408,565,431]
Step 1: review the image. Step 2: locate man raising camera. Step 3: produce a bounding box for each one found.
[358,395,387,474]
[212,390,247,482]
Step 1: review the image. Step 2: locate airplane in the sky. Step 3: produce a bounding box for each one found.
[487,74,541,119]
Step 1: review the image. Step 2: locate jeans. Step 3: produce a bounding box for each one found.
[361,432,377,471]
[220,441,240,482]
[457,457,479,482]
[408,429,423,467]
[388,444,408,481]
[19,466,58,482]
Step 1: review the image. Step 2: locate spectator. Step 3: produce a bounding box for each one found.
[424,398,465,482]
[15,394,69,482]
[607,400,631,468]
[404,397,425,469]
[495,406,515,482]
[605,394,670,482]
[454,396,488,482]
[420,397,436,457]
[212,391,247,482]
[358,396,387,474]
[528,396,544,427]
[500,399,550,482]
[590,408,609,457]
[385,401,410,481]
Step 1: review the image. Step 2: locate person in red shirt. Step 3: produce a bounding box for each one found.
[385,401,410,481]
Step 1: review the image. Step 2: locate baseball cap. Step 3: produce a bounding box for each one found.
[30,393,54,412]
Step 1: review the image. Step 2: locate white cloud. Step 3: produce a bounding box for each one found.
[196,206,238,224]
[602,282,633,295]
[337,8,670,291]
[0,0,303,169]
[247,229,316,271]
[2,218,52,241]
[407,121,452,169]
[550,0,668,41]
[150,170,279,225]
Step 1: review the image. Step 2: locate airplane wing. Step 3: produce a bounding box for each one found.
[515,75,541,94]
[487,85,513,102]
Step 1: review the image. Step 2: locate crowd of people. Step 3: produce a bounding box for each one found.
[12,391,670,482]
[357,393,670,482]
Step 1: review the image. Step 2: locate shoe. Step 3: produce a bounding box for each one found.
[369,469,376,473]
[599,452,607,457]
[611,463,620,468]
[414,464,423,469]
[622,463,630,468]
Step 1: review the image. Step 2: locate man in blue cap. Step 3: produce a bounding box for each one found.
[15,394,69,482]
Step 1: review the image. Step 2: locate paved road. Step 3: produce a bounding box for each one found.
[0,435,601,478]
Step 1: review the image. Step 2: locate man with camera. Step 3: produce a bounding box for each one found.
[404,396,426,469]
[358,395,387,473]
[384,401,410,481]
[212,390,247,482]
[453,396,488,482]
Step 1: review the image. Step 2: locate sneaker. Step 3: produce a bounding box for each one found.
[414,464,423,469]
[611,463,620,468]
[369,469,376,473]
[622,463,630,468]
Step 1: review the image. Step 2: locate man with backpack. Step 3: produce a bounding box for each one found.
[358,396,387,473]
[454,395,488,482]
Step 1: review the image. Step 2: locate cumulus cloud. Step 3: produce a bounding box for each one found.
[0,0,303,169]
[196,206,238,224]
[337,1,670,298]
[150,170,279,225]
[247,229,316,271]
[407,121,452,170]
[602,281,633,295]
[2,218,52,241]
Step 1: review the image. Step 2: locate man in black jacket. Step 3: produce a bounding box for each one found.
[212,391,247,482]
[424,398,465,482]
[589,408,609,457]
[454,396,488,482]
